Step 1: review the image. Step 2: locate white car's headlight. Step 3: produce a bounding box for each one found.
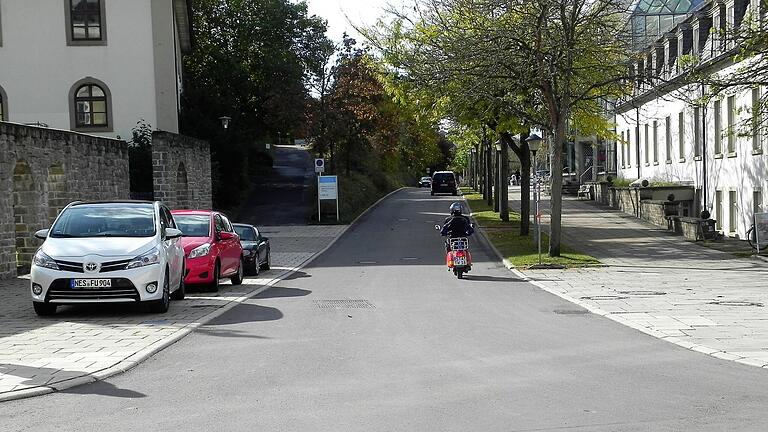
[33,250,59,270]
[188,243,211,259]
[126,247,161,269]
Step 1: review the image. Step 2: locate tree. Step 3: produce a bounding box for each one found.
[180,0,331,208]
[367,0,633,254]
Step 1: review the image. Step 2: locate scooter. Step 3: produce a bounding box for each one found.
[435,225,473,279]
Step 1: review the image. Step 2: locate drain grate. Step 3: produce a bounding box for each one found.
[314,300,376,309]
[618,290,667,296]
[708,300,764,307]
[580,295,629,301]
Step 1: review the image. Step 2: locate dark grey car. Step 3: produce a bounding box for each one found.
[233,223,271,276]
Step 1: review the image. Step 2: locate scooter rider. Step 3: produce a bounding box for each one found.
[440,202,474,252]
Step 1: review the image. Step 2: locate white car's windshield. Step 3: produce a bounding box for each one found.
[50,204,156,238]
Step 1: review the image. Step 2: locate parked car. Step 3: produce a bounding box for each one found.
[431,171,458,196]
[30,201,186,316]
[171,210,244,292]
[233,223,271,275]
[418,176,432,188]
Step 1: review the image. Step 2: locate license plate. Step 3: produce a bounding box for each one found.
[454,257,467,266]
[71,279,112,289]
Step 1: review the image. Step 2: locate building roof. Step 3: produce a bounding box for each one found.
[173,0,194,54]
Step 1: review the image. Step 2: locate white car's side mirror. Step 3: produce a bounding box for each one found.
[165,228,183,239]
[34,229,49,240]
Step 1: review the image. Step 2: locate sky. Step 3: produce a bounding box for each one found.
[306,0,404,43]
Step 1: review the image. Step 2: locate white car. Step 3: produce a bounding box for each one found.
[30,201,186,316]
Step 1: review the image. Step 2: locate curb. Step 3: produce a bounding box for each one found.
[462,190,768,371]
[0,188,408,403]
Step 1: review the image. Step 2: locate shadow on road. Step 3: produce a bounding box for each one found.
[194,328,273,340]
[461,275,525,283]
[204,303,283,326]
[60,380,146,399]
[254,287,311,299]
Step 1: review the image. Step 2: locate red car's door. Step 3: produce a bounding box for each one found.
[220,214,242,274]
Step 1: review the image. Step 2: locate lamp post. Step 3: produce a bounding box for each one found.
[526,133,543,265]
[471,147,477,190]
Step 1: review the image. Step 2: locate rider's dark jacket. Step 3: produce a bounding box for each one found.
[441,215,474,237]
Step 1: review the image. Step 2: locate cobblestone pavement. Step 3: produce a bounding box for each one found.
[0,225,346,400]
[505,188,768,369]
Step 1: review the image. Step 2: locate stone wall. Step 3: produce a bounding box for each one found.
[152,131,212,210]
[0,123,129,278]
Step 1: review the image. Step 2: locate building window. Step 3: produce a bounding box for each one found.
[678,111,685,160]
[68,78,113,132]
[665,116,672,161]
[729,190,738,234]
[715,190,723,230]
[714,99,722,155]
[653,120,659,163]
[65,0,107,46]
[0,85,7,121]
[727,95,736,154]
[755,190,763,218]
[694,106,702,157]
[644,123,649,164]
[752,87,762,152]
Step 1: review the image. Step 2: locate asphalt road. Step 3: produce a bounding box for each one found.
[4,189,768,431]
[234,145,314,226]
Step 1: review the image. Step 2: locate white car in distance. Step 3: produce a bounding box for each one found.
[30,201,186,316]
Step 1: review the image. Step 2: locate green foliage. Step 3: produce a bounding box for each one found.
[180,0,330,209]
[128,119,153,195]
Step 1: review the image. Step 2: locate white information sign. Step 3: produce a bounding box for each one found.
[317,175,339,221]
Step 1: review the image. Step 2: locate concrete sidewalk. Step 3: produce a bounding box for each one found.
[0,225,346,401]
[507,187,768,369]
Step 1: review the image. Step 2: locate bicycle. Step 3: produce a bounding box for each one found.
[746,224,766,251]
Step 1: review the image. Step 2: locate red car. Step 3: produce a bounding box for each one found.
[171,210,244,291]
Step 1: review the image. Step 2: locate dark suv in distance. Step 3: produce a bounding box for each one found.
[431,171,458,196]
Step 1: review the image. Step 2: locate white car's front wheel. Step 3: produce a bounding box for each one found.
[148,271,170,313]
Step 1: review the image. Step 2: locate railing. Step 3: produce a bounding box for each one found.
[579,165,594,185]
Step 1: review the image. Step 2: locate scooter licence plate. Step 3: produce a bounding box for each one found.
[454,257,467,266]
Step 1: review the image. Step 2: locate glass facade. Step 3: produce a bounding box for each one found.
[629,0,703,48]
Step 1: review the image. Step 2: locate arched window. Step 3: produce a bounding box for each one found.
[69,78,113,132]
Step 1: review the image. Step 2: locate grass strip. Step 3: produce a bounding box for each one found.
[461,188,600,268]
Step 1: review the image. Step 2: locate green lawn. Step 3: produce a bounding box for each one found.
[461,188,600,268]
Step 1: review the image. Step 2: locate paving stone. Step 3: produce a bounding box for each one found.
[507,188,768,369]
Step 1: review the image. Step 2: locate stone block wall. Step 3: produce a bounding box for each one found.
[0,122,129,278]
[152,131,212,210]
[610,188,640,217]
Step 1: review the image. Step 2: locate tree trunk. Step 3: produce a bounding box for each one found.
[493,149,500,212]
[480,143,487,197]
[500,132,530,236]
[486,142,494,207]
[500,139,509,222]
[549,115,568,257]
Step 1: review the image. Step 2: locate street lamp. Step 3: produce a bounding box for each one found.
[526,133,543,265]
[470,147,477,190]
[219,116,231,130]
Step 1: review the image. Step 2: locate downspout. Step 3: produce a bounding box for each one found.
[701,83,708,216]
[636,106,641,180]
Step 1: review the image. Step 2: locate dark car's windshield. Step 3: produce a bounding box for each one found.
[234,226,256,241]
[174,214,211,237]
[50,204,156,238]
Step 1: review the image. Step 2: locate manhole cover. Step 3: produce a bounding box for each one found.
[618,291,667,296]
[708,301,764,307]
[580,295,629,301]
[554,309,590,315]
[314,300,376,309]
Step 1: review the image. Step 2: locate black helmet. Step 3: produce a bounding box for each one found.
[449,202,463,215]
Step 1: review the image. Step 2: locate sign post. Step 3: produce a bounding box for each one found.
[318,175,339,222]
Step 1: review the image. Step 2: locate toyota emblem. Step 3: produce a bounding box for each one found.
[84,262,100,273]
